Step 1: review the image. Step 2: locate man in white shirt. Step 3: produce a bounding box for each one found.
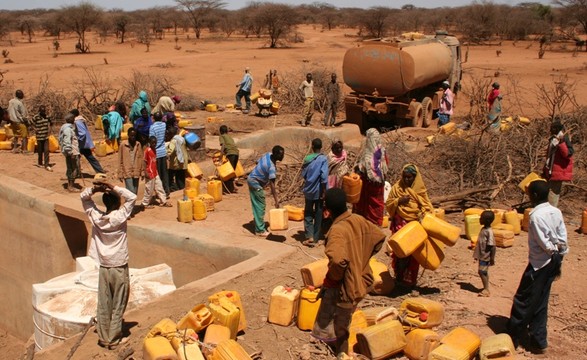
[507,180,568,354]
[81,181,136,350]
[299,73,314,127]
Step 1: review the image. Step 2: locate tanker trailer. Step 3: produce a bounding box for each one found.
[342,32,461,131]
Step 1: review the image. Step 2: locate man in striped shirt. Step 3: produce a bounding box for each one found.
[149,112,170,197]
[247,145,284,237]
[32,105,52,171]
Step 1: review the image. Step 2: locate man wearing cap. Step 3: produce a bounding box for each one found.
[151,95,181,115]
[438,81,454,127]
[235,67,253,113]
[487,82,500,111]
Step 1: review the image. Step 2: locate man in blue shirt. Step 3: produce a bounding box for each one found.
[149,112,169,197]
[247,145,284,237]
[73,109,106,174]
[235,67,253,113]
[302,138,328,247]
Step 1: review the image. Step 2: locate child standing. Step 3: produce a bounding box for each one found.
[32,105,52,171]
[118,127,143,194]
[167,126,188,191]
[474,210,496,297]
[141,136,171,208]
[219,125,239,193]
[59,113,81,192]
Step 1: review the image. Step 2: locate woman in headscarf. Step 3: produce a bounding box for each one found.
[386,164,433,286]
[129,90,151,124]
[353,128,388,226]
[327,140,349,189]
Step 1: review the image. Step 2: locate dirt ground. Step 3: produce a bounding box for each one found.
[1,25,586,360]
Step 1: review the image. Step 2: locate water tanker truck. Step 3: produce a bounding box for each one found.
[342,31,462,131]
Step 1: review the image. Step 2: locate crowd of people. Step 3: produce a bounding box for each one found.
[0,76,575,357]
[246,124,572,358]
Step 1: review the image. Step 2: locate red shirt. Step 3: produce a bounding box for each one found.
[487,89,500,109]
[144,147,158,179]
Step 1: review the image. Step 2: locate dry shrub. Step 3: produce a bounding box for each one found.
[71,67,125,117]
[275,134,359,205]
[422,110,586,209]
[274,63,340,116]
[30,75,72,124]
[176,94,200,111]
[123,70,177,108]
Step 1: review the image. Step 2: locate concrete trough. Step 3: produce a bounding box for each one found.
[0,174,294,343]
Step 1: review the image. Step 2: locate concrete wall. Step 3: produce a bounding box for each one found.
[235,124,362,152]
[0,174,295,343]
[0,176,81,340]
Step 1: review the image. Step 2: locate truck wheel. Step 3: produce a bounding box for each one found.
[421,97,433,128]
[410,102,423,127]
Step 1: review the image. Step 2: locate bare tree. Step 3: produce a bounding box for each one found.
[554,0,587,35]
[253,3,300,48]
[0,13,14,40]
[39,12,62,38]
[218,10,238,38]
[456,1,498,42]
[60,2,103,53]
[175,0,226,39]
[357,7,392,38]
[112,11,130,43]
[18,15,38,43]
[535,75,580,119]
[317,4,340,30]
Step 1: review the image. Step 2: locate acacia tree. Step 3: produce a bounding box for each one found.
[254,4,299,48]
[112,11,130,43]
[39,12,62,38]
[358,7,392,38]
[61,3,103,53]
[18,15,38,43]
[175,0,226,39]
[554,0,587,35]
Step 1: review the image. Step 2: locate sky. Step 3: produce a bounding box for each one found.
[1,0,553,11]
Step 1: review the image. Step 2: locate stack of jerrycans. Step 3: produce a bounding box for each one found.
[208,291,245,340]
[397,297,445,360]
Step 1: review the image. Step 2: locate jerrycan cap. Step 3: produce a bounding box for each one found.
[225,292,233,298]
[307,285,316,291]
[419,312,429,322]
[284,286,292,292]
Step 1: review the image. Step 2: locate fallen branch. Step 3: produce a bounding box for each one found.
[431,186,497,204]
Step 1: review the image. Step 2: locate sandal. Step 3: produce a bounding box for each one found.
[143,204,154,209]
[160,202,172,207]
[302,239,315,247]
